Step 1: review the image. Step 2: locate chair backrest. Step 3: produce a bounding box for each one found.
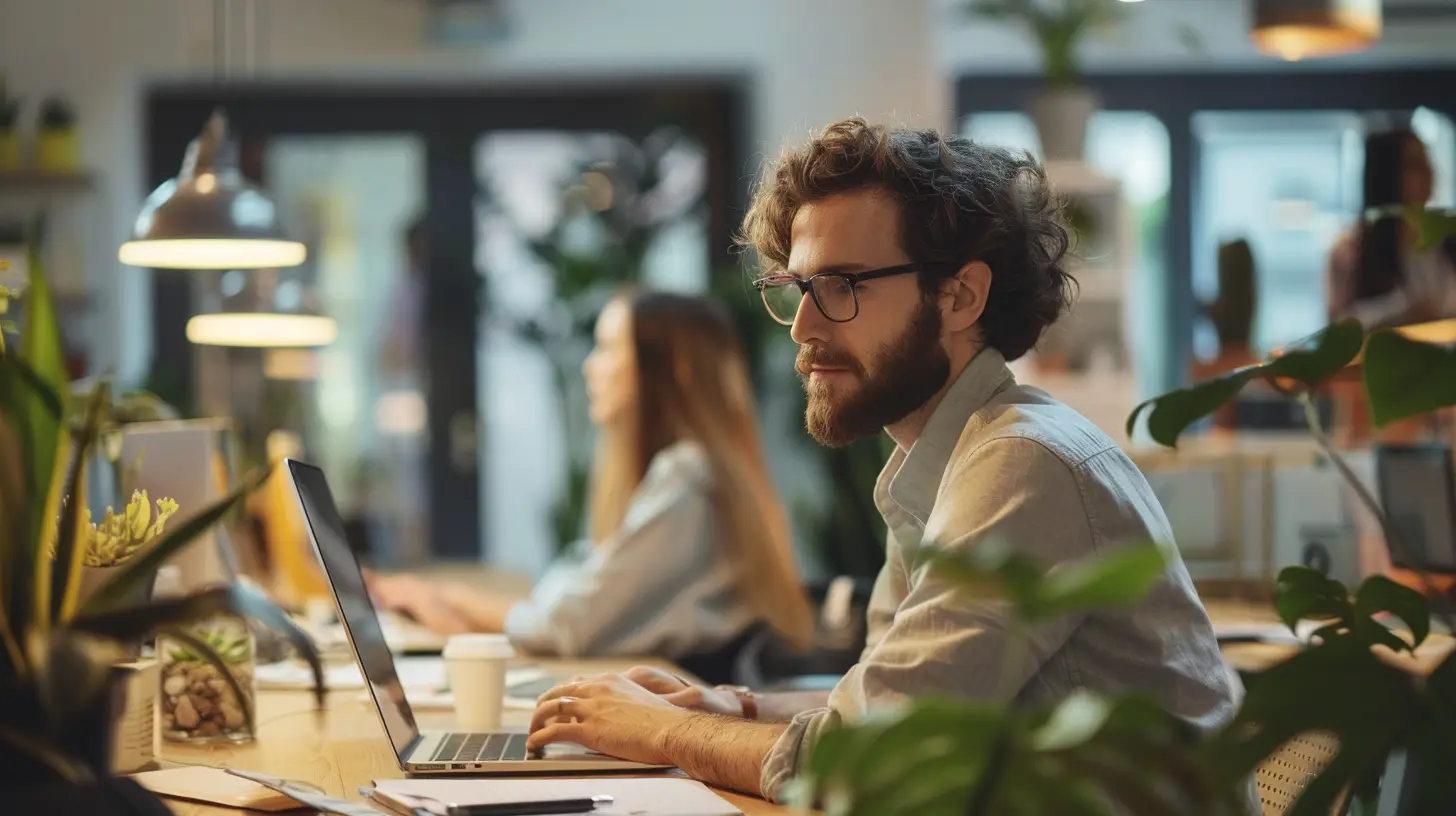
[1254,732,1346,816]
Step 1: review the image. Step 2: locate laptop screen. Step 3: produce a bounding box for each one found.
[1374,444,1456,574]
[286,459,421,758]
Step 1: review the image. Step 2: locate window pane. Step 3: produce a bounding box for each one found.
[963,111,1170,437]
[1192,111,1362,359]
[262,134,428,565]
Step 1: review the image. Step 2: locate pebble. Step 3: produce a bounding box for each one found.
[174,694,199,728]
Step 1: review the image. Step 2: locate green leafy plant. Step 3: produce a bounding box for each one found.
[0,243,325,784]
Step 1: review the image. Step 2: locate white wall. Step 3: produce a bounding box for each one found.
[0,0,952,384]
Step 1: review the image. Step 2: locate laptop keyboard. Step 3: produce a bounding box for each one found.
[431,732,530,763]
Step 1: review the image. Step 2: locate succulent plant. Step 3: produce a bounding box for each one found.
[165,624,251,666]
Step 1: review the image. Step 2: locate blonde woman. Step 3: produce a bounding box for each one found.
[367,290,813,681]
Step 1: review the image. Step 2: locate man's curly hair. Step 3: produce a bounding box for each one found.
[738,117,1076,361]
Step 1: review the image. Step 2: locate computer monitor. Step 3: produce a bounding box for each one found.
[1373,443,1456,575]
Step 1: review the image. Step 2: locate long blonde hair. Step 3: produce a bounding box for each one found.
[587,290,814,650]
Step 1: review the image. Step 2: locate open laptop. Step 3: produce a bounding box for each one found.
[1373,444,1456,575]
[285,458,671,774]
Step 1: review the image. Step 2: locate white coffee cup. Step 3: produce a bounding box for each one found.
[443,633,515,731]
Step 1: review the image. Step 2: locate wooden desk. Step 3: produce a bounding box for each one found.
[157,657,787,816]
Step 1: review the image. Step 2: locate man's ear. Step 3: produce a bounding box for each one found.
[941,260,991,333]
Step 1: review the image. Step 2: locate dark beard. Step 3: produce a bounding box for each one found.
[796,298,950,447]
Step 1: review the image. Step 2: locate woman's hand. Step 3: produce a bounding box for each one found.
[362,570,473,635]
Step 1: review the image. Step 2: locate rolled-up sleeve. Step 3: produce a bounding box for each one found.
[759,438,1096,802]
[504,451,712,658]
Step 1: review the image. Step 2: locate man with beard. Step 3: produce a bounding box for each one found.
[525,117,1240,805]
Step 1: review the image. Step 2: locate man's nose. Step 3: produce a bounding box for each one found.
[790,289,829,346]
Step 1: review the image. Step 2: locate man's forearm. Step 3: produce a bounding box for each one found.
[662,713,786,797]
[754,690,830,723]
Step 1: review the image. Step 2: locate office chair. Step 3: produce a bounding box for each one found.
[732,575,875,690]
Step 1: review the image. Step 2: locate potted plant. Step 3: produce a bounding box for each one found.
[789,209,1456,814]
[0,78,19,174]
[0,236,325,807]
[964,0,1122,162]
[962,0,1200,162]
[35,95,78,174]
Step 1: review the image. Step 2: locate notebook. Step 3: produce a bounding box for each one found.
[371,777,742,816]
[131,767,301,812]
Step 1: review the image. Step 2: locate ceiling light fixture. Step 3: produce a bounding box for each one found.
[1250,0,1382,61]
[120,109,306,270]
[119,0,305,270]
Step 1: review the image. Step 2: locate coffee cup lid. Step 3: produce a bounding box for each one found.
[443,633,515,660]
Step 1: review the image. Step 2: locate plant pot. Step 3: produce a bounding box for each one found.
[0,129,19,173]
[1026,85,1100,163]
[11,778,174,815]
[35,127,79,174]
[0,663,127,787]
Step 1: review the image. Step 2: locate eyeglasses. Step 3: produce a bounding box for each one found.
[752,262,933,326]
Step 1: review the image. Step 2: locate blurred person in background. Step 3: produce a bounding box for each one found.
[367,290,813,683]
[1327,127,1456,328]
[1327,128,1456,447]
[520,118,1245,810]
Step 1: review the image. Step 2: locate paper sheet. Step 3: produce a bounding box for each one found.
[372,777,742,816]
[255,655,450,690]
[257,658,551,711]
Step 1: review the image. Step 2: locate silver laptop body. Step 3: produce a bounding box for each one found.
[285,458,670,774]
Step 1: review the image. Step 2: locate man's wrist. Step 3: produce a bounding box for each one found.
[714,685,757,720]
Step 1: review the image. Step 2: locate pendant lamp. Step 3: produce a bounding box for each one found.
[1250,0,1382,61]
[119,109,307,270]
[186,267,335,348]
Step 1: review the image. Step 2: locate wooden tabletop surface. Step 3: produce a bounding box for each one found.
[148,595,1453,815]
[156,656,785,816]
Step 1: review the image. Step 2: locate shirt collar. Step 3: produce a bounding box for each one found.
[879,347,1014,526]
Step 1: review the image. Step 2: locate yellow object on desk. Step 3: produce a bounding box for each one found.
[132,766,303,812]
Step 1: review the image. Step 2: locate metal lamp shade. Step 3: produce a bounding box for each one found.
[120,110,307,270]
[1250,0,1382,61]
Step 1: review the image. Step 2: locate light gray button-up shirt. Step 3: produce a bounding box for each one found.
[760,348,1245,805]
[505,442,755,660]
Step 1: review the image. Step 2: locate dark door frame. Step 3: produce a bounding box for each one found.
[143,78,751,560]
[955,68,1456,393]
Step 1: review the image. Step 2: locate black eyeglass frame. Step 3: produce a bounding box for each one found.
[752,261,953,326]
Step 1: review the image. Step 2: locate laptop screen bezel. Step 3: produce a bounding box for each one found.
[284,457,426,765]
[1372,443,1456,576]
